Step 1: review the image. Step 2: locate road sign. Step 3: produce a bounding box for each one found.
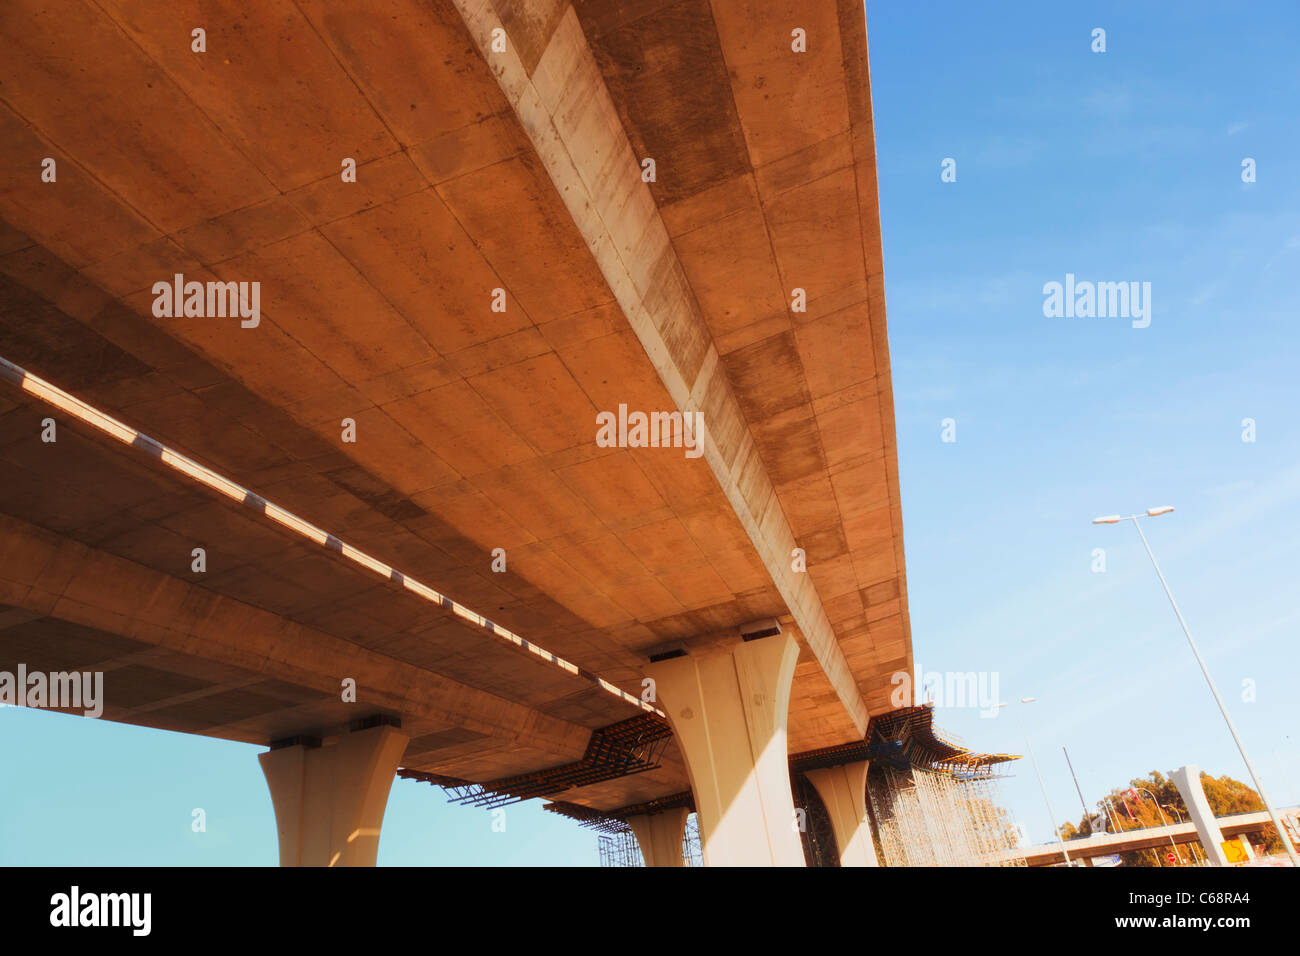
[1166,852,1176,863]
[1221,840,1250,864]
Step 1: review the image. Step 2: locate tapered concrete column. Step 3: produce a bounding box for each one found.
[1170,764,1230,866]
[644,634,804,866]
[805,761,878,867]
[627,808,689,867]
[259,724,409,867]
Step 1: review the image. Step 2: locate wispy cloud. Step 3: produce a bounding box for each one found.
[1189,279,1224,306]
[1205,479,1255,498]
[1263,235,1300,272]
[1082,84,1134,116]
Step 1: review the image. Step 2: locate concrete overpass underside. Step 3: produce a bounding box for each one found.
[0,0,911,866]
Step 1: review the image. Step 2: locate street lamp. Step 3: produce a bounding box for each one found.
[1102,796,1126,836]
[1093,506,1299,866]
[1134,786,1182,865]
[996,697,1072,866]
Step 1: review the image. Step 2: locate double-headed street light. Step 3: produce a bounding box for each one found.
[1093,506,1299,866]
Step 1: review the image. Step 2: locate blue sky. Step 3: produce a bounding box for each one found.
[2,1,1298,864]
[870,0,1300,844]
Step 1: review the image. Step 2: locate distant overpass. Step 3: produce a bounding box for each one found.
[997,808,1300,867]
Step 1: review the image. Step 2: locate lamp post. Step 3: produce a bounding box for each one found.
[1163,804,1200,863]
[1062,746,1093,833]
[996,697,1071,865]
[1134,786,1181,865]
[1102,796,1124,835]
[1093,506,1299,866]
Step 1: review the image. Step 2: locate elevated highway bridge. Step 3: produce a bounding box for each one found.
[0,0,911,866]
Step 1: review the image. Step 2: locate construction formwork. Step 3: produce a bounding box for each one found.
[870,765,1026,867]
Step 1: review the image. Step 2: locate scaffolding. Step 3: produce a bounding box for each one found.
[870,765,1026,867]
[597,814,704,866]
[451,703,1024,867]
[683,813,702,865]
[791,770,842,867]
[597,829,641,867]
